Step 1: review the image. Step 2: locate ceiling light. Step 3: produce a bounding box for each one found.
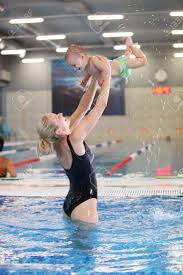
[88,14,124,20]
[9,18,44,24]
[174,53,183,58]
[113,45,126,50]
[170,11,183,16]
[172,30,183,35]
[129,54,135,59]
[173,43,183,48]
[22,58,45,63]
[56,47,68,53]
[1,49,26,55]
[103,32,133,38]
[19,51,26,58]
[36,34,66,40]
[114,44,141,50]
[0,41,5,50]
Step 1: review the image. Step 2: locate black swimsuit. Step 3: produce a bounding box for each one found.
[63,136,98,217]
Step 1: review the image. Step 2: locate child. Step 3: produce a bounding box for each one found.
[65,37,147,87]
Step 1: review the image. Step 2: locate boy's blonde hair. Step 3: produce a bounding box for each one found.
[37,116,58,156]
[65,44,86,60]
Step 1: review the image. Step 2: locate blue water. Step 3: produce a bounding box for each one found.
[0,196,183,274]
[1,141,183,274]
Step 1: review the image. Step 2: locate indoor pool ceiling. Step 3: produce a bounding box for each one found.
[0,0,182,58]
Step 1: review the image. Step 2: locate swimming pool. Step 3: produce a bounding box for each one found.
[0,196,182,274]
[3,139,183,178]
[1,139,183,274]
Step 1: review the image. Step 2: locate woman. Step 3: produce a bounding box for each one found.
[37,62,111,224]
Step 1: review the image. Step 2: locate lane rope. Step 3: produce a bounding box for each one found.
[12,139,123,168]
[104,143,155,176]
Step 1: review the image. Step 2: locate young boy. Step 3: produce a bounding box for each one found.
[65,37,147,87]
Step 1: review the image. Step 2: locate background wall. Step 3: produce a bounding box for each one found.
[1,54,183,142]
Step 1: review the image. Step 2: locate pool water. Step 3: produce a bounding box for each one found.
[0,196,183,274]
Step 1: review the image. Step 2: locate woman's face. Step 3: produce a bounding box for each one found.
[46,113,70,137]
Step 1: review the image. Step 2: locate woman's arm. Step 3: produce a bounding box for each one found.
[69,77,98,131]
[71,70,111,141]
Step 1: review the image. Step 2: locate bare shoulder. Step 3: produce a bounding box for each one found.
[69,130,83,144]
[91,55,108,63]
[69,132,86,156]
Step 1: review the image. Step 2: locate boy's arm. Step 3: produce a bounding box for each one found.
[125,37,147,68]
[80,73,91,87]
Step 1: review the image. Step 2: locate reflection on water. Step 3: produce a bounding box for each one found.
[0,196,182,274]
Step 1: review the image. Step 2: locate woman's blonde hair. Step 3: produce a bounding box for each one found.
[37,115,58,156]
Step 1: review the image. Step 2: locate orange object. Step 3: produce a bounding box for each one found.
[152,86,171,94]
[155,165,172,176]
[176,128,183,137]
[140,128,149,136]
[107,128,114,136]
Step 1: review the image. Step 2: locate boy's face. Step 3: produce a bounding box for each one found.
[67,53,86,71]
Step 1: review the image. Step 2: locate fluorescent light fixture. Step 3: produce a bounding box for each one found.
[9,18,44,24]
[103,32,133,38]
[113,44,141,50]
[1,49,26,55]
[56,47,68,53]
[173,43,183,48]
[113,45,126,50]
[36,34,66,40]
[88,14,124,20]
[174,53,183,58]
[19,51,26,58]
[22,58,45,63]
[0,41,5,50]
[129,54,136,59]
[172,30,183,35]
[170,11,183,16]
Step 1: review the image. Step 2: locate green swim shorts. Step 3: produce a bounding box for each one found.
[114,55,131,79]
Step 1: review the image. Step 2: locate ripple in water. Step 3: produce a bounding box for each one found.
[0,196,182,274]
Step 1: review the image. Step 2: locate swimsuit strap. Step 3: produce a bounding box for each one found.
[67,135,77,157]
[67,135,86,157]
